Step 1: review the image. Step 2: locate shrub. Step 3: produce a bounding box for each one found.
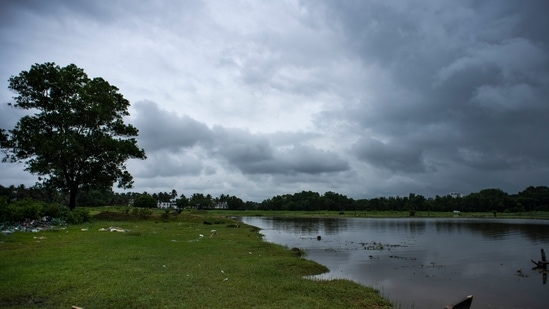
[41,203,69,218]
[160,209,170,221]
[121,206,131,215]
[133,194,157,208]
[0,204,17,222]
[17,199,44,221]
[65,208,91,224]
[0,196,7,207]
[0,198,91,225]
[138,207,153,218]
[0,196,13,222]
[0,199,45,222]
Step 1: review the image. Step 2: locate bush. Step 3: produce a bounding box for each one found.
[65,208,91,224]
[133,194,157,208]
[128,206,152,218]
[138,207,153,218]
[0,196,12,222]
[121,206,131,215]
[17,199,44,221]
[0,198,91,224]
[0,199,45,223]
[160,209,170,221]
[41,203,69,218]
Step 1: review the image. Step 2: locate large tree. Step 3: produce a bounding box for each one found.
[1,62,146,209]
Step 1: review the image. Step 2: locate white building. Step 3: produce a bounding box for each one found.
[158,199,177,209]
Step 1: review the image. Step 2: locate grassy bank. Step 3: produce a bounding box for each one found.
[0,211,392,309]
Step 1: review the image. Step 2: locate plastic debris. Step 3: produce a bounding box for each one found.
[98,226,127,232]
[1,217,66,234]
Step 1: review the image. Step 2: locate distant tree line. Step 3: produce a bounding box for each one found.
[1,184,548,213]
[257,187,549,213]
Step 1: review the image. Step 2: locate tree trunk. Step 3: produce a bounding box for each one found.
[69,186,78,210]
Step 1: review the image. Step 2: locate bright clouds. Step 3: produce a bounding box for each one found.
[1,0,548,201]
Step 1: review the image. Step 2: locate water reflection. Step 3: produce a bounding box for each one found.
[241,217,549,309]
[268,217,349,235]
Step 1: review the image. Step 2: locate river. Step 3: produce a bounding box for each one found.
[240,217,549,308]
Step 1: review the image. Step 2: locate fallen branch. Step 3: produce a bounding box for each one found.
[531,249,547,270]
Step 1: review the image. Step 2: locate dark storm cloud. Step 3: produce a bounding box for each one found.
[352,136,428,173]
[314,0,549,191]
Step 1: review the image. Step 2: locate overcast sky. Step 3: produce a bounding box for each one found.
[1,0,548,201]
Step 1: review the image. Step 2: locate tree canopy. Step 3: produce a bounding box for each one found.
[1,62,146,209]
[133,194,157,209]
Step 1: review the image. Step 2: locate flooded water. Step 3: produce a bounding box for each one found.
[240,217,549,309]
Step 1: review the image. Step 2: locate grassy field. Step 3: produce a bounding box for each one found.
[0,210,392,309]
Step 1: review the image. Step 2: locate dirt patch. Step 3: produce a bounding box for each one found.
[1,295,47,307]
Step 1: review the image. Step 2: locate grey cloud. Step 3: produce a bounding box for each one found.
[265,131,321,147]
[280,144,349,174]
[210,126,274,173]
[222,7,350,98]
[132,101,213,153]
[211,127,348,175]
[0,105,29,132]
[132,151,204,178]
[434,38,547,88]
[352,136,427,173]
[0,0,114,27]
[132,104,349,177]
[315,0,549,186]
[0,0,206,28]
[1,1,548,200]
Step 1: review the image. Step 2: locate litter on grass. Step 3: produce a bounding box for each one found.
[98,226,128,232]
[1,217,66,234]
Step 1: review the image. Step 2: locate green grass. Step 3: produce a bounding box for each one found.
[0,211,392,309]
